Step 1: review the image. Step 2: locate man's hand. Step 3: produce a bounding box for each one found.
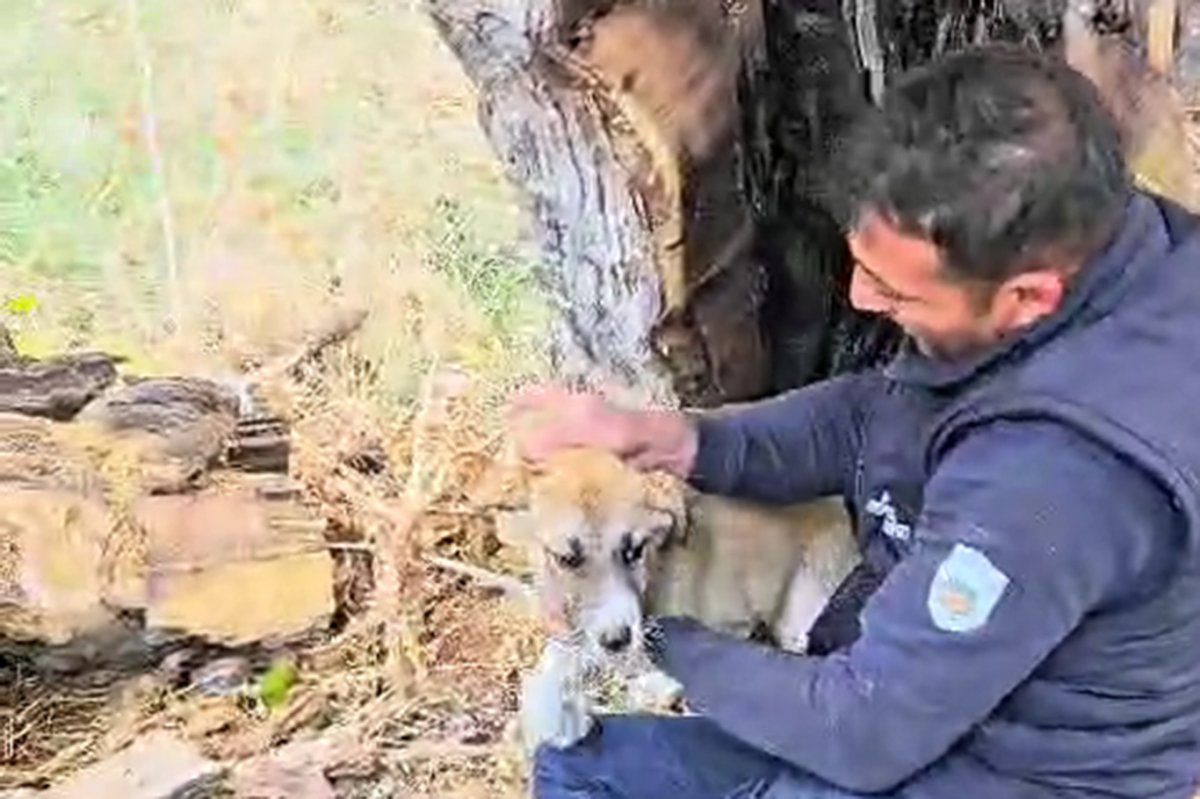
[506,383,699,477]
[507,384,640,461]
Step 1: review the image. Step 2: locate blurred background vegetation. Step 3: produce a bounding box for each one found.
[1,0,550,402]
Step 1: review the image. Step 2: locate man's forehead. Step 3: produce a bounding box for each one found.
[849,212,940,269]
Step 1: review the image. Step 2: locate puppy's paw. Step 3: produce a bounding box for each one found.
[519,668,595,752]
[626,668,683,713]
[519,641,595,752]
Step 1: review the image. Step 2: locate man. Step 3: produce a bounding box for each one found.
[509,44,1200,798]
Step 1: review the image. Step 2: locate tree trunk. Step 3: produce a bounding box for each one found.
[426,0,1172,407]
[427,0,784,406]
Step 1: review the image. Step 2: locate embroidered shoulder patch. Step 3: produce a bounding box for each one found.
[927,544,1010,633]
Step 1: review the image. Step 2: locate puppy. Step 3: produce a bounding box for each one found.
[501,447,858,752]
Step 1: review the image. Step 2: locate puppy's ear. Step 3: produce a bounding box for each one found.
[495,508,538,551]
[642,502,688,546]
[642,478,689,545]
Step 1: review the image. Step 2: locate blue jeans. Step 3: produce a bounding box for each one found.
[533,714,866,799]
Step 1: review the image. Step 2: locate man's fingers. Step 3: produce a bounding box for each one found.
[508,382,573,413]
[627,449,660,473]
[506,405,579,463]
[505,385,563,433]
[507,383,587,434]
[505,381,638,464]
[506,403,569,444]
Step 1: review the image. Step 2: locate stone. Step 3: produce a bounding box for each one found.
[230,736,366,799]
[136,485,334,646]
[0,352,119,421]
[76,377,241,493]
[193,655,252,696]
[41,731,222,799]
[0,486,114,644]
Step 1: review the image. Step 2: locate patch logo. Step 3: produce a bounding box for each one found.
[865,490,912,542]
[927,544,1009,633]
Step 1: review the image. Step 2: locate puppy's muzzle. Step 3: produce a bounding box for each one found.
[599,624,633,653]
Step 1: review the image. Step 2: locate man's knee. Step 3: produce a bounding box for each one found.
[532,737,609,799]
[532,743,572,796]
[531,716,672,799]
[531,714,789,799]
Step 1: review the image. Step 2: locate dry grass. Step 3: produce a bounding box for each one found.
[1,366,550,796]
[1,0,554,795]
[2,0,548,380]
[0,664,137,783]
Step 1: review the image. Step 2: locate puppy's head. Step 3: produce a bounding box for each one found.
[502,447,684,662]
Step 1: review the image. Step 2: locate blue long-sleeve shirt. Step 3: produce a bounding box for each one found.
[687,373,878,504]
[650,192,1200,798]
[666,411,1176,795]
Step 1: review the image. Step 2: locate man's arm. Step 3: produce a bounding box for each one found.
[685,371,880,504]
[648,419,1175,793]
[508,373,879,504]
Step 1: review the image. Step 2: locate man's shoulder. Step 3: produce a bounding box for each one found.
[935,305,1200,495]
[925,417,1180,585]
[934,415,1122,475]
[930,416,1171,526]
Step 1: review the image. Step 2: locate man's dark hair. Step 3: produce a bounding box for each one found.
[833,44,1132,283]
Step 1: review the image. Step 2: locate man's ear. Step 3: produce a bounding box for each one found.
[993,268,1068,330]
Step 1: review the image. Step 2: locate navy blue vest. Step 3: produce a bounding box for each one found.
[847,191,1200,796]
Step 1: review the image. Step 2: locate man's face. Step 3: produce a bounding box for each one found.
[846,212,1067,360]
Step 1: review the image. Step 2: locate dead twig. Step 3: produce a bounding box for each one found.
[245,307,369,386]
[1148,0,1179,75]
[327,541,374,552]
[124,0,181,332]
[423,555,534,600]
[383,740,508,764]
[329,361,466,694]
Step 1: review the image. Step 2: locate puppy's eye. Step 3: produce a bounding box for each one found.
[619,534,647,566]
[552,539,586,571]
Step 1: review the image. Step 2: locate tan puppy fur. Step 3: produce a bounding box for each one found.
[503,447,858,751]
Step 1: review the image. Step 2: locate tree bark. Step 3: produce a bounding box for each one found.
[426,0,783,407]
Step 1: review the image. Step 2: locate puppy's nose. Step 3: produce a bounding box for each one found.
[600,625,632,653]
